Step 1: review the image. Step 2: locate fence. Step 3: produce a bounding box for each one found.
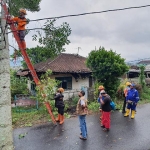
[63,88,94,101]
[13,94,39,112]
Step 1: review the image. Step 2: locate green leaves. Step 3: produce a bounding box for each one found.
[36,70,60,102]
[8,0,42,16]
[87,47,129,97]
[19,133,28,139]
[20,19,71,68]
[139,65,146,89]
[10,69,29,99]
[32,19,71,58]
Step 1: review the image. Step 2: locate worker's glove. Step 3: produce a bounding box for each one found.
[26,18,30,24]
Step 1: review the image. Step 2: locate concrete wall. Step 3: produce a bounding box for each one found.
[26,73,90,100]
[51,74,90,100]
[51,73,89,90]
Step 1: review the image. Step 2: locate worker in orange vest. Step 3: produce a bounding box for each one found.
[11,9,27,50]
[122,82,131,113]
[54,88,65,125]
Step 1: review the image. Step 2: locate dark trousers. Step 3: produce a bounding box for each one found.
[58,107,64,115]
[18,30,25,41]
[127,103,136,110]
[122,97,126,112]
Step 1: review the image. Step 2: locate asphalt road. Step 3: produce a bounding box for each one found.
[13,104,150,150]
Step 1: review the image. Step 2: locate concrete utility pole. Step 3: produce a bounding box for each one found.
[0,0,14,149]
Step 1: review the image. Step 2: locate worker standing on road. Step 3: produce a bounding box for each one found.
[54,88,65,125]
[122,82,131,113]
[76,90,88,140]
[98,85,105,122]
[100,90,111,132]
[124,84,139,119]
[11,9,27,50]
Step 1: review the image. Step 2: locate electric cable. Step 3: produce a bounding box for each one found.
[5,4,150,24]
[29,4,150,22]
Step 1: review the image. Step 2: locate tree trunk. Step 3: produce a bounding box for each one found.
[0,1,13,149]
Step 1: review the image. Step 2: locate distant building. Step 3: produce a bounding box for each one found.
[137,60,150,65]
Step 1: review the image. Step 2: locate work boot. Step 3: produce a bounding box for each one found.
[124,109,130,117]
[59,115,64,125]
[55,114,60,122]
[131,110,135,119]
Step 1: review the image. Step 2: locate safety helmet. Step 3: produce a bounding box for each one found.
[126,82,131,86]
[98,85,104,90]
[58,88,64,93]
[19,9,27,15]
[100,90,106,94]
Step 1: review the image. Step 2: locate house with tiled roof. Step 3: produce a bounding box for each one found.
[17,53,93,96]
[137,60,150,65]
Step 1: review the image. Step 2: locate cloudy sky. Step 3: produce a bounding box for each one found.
[9,0,150,65]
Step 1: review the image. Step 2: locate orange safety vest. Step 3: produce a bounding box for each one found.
[124,87,130,97]
[11,17,26,30]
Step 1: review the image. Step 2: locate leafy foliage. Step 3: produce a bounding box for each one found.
[116,78,128,98]
[10,69,29,99]
[14,19,71,68]
[86,47,129,98]
[140,87,150,101]
[93,81,103,99]
[36,70,60,102]
[8,0,42,16]
[138,65,146,89]
[88,102,99,112]
[32,20,71,60]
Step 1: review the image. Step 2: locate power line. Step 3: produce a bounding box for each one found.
[4,4,150,24]
[6,27,44,34]
[29,4,150,22]
[4,4,150,34]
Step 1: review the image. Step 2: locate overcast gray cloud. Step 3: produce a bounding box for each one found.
[9,0,150,63]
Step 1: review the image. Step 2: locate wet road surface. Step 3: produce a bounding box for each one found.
[13,104,150,150]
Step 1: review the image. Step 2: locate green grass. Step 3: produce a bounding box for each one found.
[12,106,49,128]
[140,87,150,103]
[12,104,70,129]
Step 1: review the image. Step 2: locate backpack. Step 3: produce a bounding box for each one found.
[110,100,115,110]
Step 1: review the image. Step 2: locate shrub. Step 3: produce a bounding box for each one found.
[86,47,129,98]
[116,79,128,99]
[72,96,79,106]
[88,102,99,112]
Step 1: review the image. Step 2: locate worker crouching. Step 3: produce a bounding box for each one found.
[54,88,65,125]
[11,9,27,50]
[124,84,139,119]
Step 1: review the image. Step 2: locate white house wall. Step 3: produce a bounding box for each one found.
[51,74,89,100]
[27,74,90,100]
[51,74,89,90]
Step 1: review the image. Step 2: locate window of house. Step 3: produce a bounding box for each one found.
[55,77,72,90]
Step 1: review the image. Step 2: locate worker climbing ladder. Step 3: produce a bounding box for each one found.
[1,0,57,125]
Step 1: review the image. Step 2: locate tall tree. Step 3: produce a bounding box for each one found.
[9,0,42,15]
[16,19,71,68]
[87,47,129,98]
[0,0,42,149]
